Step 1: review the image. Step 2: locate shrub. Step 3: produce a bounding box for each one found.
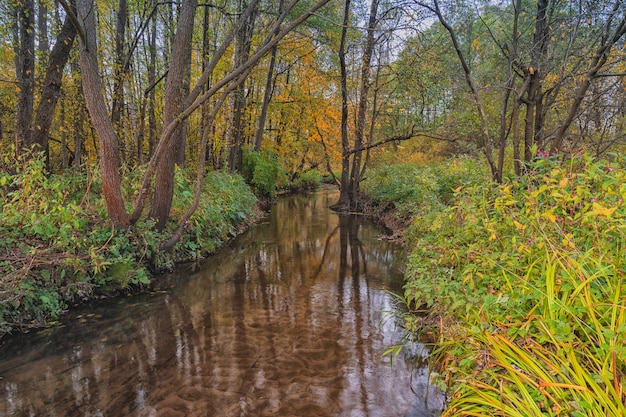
[400,154,626,415]
[242,147,286,199]
[291,168,323,191]
[0,154,259,338]
[0,155,87,328]
[361,156,486,222]
[168,169,258,266]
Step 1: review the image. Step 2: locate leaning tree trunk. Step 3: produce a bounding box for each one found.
[76,0,130,229]
[254,43,278,152]
[30,14,77,165]
[430,0,498,180]
[254,0,283,152]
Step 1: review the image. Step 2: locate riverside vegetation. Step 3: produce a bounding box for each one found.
[0,150,322,339]
[3,147,624,415]
[362,154,626,416]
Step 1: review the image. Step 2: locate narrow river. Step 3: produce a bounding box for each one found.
[0,189,443,417]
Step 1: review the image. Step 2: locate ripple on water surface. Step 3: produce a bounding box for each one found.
[0,190,444,416]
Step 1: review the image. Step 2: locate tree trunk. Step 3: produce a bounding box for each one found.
[349,0,378,210]
[15,0,35,154]
[336,0,351,210]
[521,0,549,164]
[135,98,147,165]
[495,0,521,181]
[148,0,197,230]
[60,100,68,169]
[361,62,382,180]
[111,0,127,158]
[228,0,258,172]
[30,13,77,165]
[147,12,157,159]
[200,2,213,164]
[72,103,84,173]
[37,1,48,57]
[70,55,83,172]
[254,40,279,152]
[76,0,130,229]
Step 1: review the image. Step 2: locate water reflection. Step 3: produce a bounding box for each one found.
[0,189,443,416]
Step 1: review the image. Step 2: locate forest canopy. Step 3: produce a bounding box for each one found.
[2,0,626,223]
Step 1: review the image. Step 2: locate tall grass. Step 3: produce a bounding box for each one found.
[394,154,625,414]
[446,251,625,416]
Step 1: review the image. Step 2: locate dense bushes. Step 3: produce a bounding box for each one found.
[167,168,258,265]
[242,146,323,198]
[242,147,286,199]
[361,156,487,223]
[0,153,258,338]
[396,154,626,415]
[291,168,324,192]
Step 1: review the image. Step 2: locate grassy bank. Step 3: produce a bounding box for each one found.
[361,155,487,230]
[362,155,626,415]
[0,155,260,338]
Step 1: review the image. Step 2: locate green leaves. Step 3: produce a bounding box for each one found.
[361,156,487,224]
[396,154,626,415]
[0,153,259,337]
[241,147,286,199]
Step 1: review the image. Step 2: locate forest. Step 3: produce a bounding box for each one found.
[1,0,625,414]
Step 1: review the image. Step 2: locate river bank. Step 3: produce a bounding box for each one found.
[0,188,445,417]
[361,155,626,415]
[0,154,476,342]
[0,160,262,340]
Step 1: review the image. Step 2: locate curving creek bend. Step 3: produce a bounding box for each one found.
[0,189,444,417]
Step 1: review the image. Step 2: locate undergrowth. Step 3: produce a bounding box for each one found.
[242,146,286,199]
[241,145,323,198]
[361,155,487,223]
[0,153,258,338]
[373,154,625,415]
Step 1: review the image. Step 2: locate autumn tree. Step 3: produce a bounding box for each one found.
[30,8,77,165]
[332,0,418,210]
[0,1,76,170]
[44,0,331,234]
[411,0,626,180]
[254,0,284,153]
[227,0,258,173]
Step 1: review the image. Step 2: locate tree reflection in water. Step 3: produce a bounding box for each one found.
[0,189,444,417]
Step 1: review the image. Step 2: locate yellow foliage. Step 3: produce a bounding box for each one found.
[591,202,617,217]
[543,211,557,222]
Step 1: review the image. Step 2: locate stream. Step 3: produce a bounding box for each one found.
[0,189,444,416]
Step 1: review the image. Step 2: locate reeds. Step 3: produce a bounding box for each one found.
[445,251,625,416]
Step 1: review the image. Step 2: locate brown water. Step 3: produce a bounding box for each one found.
[0,189,444,417]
